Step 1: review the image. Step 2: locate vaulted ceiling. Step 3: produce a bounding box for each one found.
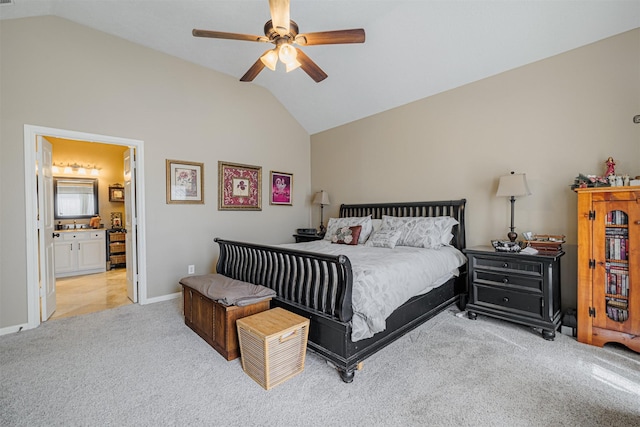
[2,0,639,134]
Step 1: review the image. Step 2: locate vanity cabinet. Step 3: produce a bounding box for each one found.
[54,229,106,278]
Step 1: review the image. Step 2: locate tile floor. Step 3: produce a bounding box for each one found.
[50,268,132,320]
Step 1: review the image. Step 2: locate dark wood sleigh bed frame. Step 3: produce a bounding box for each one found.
[215,199,467,382]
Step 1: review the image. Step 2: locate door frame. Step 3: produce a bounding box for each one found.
[24,124,148,329]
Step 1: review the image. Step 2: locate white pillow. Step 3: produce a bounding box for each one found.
[380,215,458,249]
[324,216,373,244]
[371,218,383,233]
[364,228,403,249]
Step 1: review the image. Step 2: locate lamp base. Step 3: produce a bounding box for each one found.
[507,230,518,242]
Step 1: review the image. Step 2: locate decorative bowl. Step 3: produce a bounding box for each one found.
[491,240,524,252]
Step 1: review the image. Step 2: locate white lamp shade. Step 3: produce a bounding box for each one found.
[496,173,531,198]
[313,190,330,205]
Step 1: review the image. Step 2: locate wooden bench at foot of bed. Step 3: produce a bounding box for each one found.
[181,285,271,361]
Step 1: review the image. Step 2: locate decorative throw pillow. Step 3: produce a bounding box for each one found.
[330,225,362,245]
[364,228,403,249]
[324,216,372,244]
[380,215,458,249]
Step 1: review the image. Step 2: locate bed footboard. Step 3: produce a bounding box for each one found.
[214,238,354,323]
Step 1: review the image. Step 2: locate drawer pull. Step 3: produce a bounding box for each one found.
[503,277,509,284]
[502,262,509,268]
[503,297,509,303]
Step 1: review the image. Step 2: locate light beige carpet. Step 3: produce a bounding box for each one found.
[1,299,639,426]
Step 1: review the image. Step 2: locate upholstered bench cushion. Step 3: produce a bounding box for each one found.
[179,273,276,307]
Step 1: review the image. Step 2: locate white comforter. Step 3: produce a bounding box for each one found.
[278,240,467,341]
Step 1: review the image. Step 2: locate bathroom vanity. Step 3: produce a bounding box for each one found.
[54,229,106,278]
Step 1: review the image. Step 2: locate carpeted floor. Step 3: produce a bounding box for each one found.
[1,298,639,426]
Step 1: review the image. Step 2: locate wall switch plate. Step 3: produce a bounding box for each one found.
[188,265,195,274]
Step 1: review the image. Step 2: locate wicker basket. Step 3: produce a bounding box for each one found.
[110,232,126,242]
[109,242,126,253]
[236,308,309,390]
[110,254,126,265]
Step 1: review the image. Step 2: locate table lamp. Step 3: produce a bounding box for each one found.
[496,171,531,242]
[312,190,330,234]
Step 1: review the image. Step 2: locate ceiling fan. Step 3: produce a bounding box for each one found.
[192,0,365,83]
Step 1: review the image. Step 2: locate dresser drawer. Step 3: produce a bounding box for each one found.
[473,285,543,319]
[473,270,543,293]
[473,256,543,276]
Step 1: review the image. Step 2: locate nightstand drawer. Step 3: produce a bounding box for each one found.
[474,285,543,318]
[474,270,543,292]
[473,256,543,276]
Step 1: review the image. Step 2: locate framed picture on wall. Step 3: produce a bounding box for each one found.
[109,184,125,202]
[218,161,262,210]
[270,171,293,206]
[166,159,204,204]
[110,212,123,229]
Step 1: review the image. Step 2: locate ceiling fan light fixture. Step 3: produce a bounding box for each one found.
[260,49,278,71]
[278,43,297,65]
[285,59,301,72]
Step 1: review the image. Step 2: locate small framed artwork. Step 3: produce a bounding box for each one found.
[270,171,293,206]
[166,159,204,204]
[109,185,125,202]
[218,161,262,211]
[110,212,123,229]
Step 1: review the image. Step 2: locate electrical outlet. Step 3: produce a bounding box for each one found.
[188,265,195,275]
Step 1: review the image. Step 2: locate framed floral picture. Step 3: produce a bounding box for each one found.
[218,161,262,210]
[166,160,204,204]
[109,184,125,202]
[270,171,293,206]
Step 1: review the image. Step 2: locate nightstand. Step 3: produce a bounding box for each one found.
[293,234,324,243]
[464,246,564,340]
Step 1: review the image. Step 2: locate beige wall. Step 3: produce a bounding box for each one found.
[0,16,311,329]
[311,29,640,309]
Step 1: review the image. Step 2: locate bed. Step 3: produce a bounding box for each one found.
[215,199,467,382]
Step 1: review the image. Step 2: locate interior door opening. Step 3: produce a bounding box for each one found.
[24,125,147,329]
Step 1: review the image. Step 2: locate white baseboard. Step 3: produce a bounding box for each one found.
[0,322,31,337]
[141,291,181,305]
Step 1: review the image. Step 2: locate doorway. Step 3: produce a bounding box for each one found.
[24,125,147,329]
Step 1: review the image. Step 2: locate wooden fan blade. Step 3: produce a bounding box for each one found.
[295,48,328,83]
[240,58,266,82]
[295,29,365,46]
[192,29,269,43]
[269,0,290,36]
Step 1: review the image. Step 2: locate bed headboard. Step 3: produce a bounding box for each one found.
[339,199,467,252]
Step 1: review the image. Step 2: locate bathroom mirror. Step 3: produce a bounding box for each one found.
[53,177,99,219]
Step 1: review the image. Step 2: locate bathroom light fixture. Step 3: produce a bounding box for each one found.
[53,162,100,176]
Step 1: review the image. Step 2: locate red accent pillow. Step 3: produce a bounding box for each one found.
[331,225,362,245]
